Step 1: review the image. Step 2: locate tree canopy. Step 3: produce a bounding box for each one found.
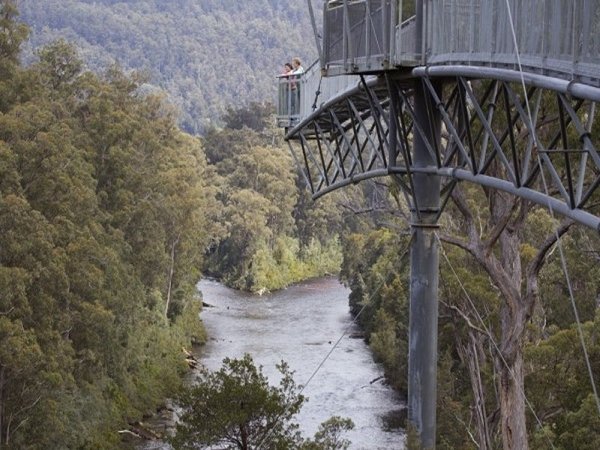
[172,354,354,450]
[0,3,222,446]
[338,173,600,449]
[0,3,348,445]
[201,103,345,293]
[18,0,319,134]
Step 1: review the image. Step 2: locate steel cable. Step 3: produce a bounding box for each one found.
[436,233,557,450]
[503,0,600,416]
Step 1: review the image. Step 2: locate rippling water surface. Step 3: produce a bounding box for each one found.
[198,277,405,449]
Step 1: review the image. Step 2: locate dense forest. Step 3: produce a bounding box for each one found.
[200,104,345,292]
[312,38,599,445]
[17,0,319,134]
[0,2,343,447]
[2,1,600,449]
[337,159,600,447]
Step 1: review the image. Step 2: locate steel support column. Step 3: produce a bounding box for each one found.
[407,79,442,449]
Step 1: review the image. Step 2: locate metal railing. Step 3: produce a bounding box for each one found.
[394,14,420,65]
[426,0,600,87]
[277,0,600,129]
[323,0,399,75]
[276,74,301,128]
[276,61,360,129]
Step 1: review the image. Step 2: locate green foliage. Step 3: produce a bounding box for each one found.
[36,38,83,89]
[435,349,478,450]
[525,312,600,449]
[538,229,600,328]
[222,101,274,132]
[295,186,346,248]
[0,16,339,447]
[19,0,318,134]
[172,354,354,450]
[339,229,411,391]
[0,12,221,446]
[203,104,344,293]
[173,354,305,449]
[248,236,342,293]
[301,417,355,450]
[0,0,29,111]
[369,307,406,389]
[554,393,600,450]
[340,183,599,448]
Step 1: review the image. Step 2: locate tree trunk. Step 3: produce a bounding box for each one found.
[497,202,529,450]
[164,235,180,318]
[449,187,532,449]
[487,193,530,450]
[240,424,248,450]
[446,185,574,449]
[496,348,527,450]
[456,331,493,450]
[0,366,4,446]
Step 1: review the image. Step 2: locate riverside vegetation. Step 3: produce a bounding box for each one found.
[172,354,355,450]
[0,2,346,447]
[337,128,600,447]
[3,1,600,449]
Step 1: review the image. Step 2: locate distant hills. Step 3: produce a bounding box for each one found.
[18,0,320,134]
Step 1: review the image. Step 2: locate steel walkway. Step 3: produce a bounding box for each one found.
[278,0,600,232]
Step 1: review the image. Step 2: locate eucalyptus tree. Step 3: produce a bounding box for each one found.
[0,7,222,445]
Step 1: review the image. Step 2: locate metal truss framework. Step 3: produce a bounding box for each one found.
[287,68,600,232]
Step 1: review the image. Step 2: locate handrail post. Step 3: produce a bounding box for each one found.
[415,0,423,60]
[342,0,352,71]
[366,0,371,67]
[307,0,325,69]
[390,0,399,65]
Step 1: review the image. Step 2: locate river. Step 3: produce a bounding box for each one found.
[139,277,405,449]
[197,277,405,449]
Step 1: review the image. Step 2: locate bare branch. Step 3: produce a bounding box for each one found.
[438,232,473,255]
[484,195,519,250]
[450,186,482,247]
[0,307,14,316]
[338,203,388,215]
[526,218,574,280]
[13,395,42,419]
[451,186,475,225]
[441,300,488,336]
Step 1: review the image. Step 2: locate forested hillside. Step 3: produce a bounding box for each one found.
[7,1,600,449]
[0,4,222,444]
[0,2,348,444]
[18,0,319,134]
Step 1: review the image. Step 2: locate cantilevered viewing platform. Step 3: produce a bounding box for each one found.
[278,0,600,130]
[277,2,600,448]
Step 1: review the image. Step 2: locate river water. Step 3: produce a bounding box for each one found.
[197,277,405,449]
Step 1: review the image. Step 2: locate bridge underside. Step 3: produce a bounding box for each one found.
[286,67,600,231]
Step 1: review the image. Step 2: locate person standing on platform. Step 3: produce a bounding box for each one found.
[282,62,293,76]
[291,57,304,75]
[281,62,294,115]
[291,57,304,114]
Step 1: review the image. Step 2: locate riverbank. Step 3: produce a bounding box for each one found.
[133,277,406,449]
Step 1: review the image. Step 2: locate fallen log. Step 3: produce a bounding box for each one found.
[182,347,200,369]
[128,421,162,440]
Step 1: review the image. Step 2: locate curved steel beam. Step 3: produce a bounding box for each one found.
[309,166,600,231]
[287,67,600,232]
[413,66,600,103]
[285,75,381,137]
